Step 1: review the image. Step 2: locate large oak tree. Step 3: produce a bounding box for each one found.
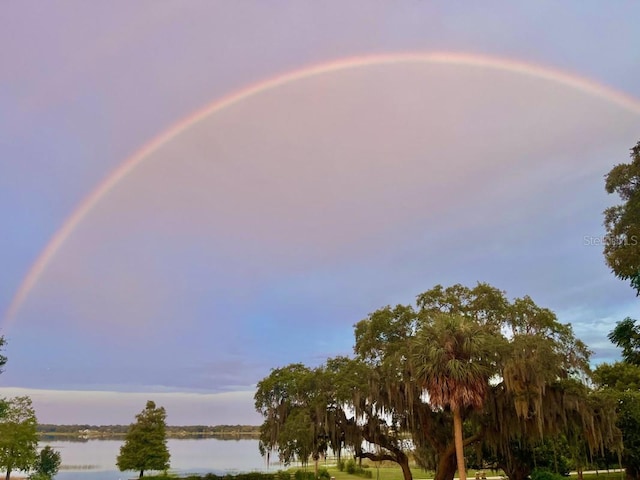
[256,283,619,480]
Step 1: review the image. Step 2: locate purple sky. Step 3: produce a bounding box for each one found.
[1,2,640,426]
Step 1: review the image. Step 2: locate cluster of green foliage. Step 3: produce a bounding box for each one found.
[145,473,280,480]
[144,471,330,480]
[0,337,6,374]
[604,140,640,294]
[593,319,640,480]
[29,446,62,480]
[295,468,331,480]
[0,396,39,479]
[117,400,171,478]
[338,458,369,476]
[0,340,61,480]
[595,140,640,480]
[343,459,372,478]
[529,470,567,480]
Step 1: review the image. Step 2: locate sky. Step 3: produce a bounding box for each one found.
[1,1,640,426]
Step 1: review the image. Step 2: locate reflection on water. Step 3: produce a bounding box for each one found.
[39,438,274,480]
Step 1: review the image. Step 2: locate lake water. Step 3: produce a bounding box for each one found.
[29,438,278,480]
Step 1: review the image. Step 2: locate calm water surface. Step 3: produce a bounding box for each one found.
[38,438,275,480]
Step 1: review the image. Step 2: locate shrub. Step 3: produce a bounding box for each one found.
[294,470,315,480]
[276,471,292,480]
[337,459,346,472]
[317,468,331,480]
[530,469,566,480]
[238,474,275,480]
[340,459,373,479]
[27,475,49,480]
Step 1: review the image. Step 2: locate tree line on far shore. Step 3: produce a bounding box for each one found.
[37,423,259,437]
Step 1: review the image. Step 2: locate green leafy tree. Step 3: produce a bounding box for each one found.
[603,140,640,294]
[255,363,336,477]
[255,358,417,480]
[0,396,39,480]
[29,446,61,480]
[615,392,640,480]
[324,355,417,480]
[354,302,460,480]
[354,284,616,480]
[480,294,614,480]
[0,336,7,374]
[257,283,619,480]
[0,337,7,421]
[607,317,640,365]
[594,333,640,480]
[116,400,170,478]
[595,360,640,391]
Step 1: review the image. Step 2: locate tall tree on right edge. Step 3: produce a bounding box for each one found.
[604,140,640,294]
[595,320,640,480]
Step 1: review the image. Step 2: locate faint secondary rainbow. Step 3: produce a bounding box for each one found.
[5,51,640,327]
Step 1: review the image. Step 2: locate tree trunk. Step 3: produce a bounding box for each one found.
[139,469,144,478]
[452,407,466,480]
[435,452,457,480]
[500,461,530,480]
[5,468,10,480]
[627,466,640,480]
[398,454,413,480]
[357,427,413,480]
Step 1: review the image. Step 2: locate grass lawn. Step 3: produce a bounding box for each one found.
[141,466,627,480]
[307,462,626,480]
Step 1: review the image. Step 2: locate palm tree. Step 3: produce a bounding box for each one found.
[412,313,497,480]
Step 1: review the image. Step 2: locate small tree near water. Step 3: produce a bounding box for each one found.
[29,446,62,480]
[0,396,39,480]
[117,400,170,478]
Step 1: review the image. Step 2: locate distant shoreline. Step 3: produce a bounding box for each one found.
[37,424,260,440]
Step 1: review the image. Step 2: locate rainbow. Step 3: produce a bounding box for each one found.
[5,51,640,326]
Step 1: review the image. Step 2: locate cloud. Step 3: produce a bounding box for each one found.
[5,61,640,400]
[0,387,262,425]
